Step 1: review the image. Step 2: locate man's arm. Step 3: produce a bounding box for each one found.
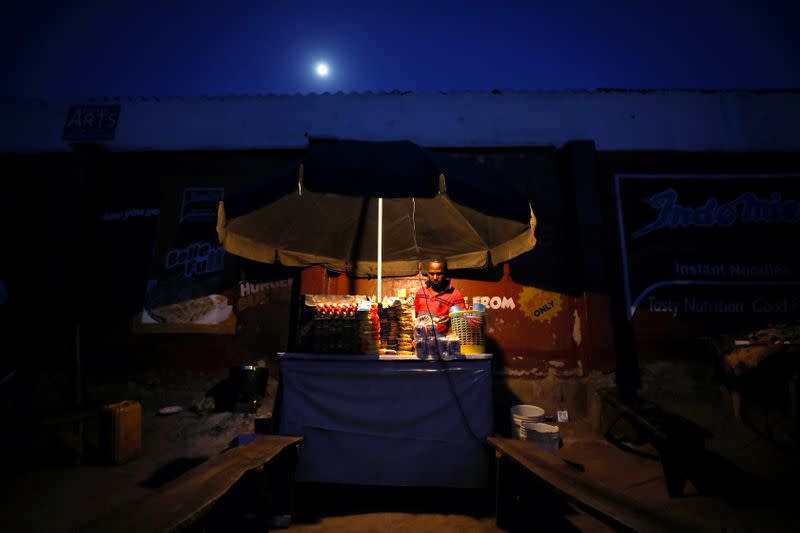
[452,289,467,309]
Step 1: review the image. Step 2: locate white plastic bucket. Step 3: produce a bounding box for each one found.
[509,405,545,439]
[521,421,560,455]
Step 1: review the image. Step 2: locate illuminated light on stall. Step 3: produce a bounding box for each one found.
[377,197,383,302]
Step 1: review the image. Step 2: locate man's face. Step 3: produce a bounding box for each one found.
[427,261,447,290]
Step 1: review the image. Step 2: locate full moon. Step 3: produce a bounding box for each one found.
[315,63,329,77]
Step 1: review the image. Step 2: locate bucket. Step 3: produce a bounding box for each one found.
[509,404,544,439]
[229,364,269,400]
[521,421,560,455]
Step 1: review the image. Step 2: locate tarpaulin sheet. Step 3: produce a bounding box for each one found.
[277,353,493,487]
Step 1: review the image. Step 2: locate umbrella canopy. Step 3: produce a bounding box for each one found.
[217,140,537,277]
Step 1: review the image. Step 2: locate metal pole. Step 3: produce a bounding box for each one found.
[377,197,383,303]
[75,322,82,408]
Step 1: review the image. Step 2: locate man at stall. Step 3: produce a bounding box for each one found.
[414,259,466,335]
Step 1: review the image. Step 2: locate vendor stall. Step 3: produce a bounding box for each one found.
[273,292,493,487]
[216,140,539,488]
[276,352,493,488]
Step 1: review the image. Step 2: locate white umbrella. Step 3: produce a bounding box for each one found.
[217,140,537,299]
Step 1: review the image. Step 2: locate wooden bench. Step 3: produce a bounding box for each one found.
[79,434,303,533]
[488,437,701,532]
[599,389,710,497]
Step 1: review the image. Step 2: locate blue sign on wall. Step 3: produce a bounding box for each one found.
[615,174,800,321]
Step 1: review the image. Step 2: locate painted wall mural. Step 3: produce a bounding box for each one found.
[135,184,237,334]
[518,287,563,323]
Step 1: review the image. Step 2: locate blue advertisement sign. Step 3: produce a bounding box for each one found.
[615,174,800,323]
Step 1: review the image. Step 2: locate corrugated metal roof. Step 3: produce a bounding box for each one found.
[2,88,799,105]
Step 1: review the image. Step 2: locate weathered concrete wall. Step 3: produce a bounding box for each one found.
[3,91,800,153]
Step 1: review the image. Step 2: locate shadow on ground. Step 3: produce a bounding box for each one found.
[139,456,209,488]
[604,395,794,506]
[292,482,495,524]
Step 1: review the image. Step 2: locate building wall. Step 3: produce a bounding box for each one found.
[3,91,799,408]
[4,145,798,392]
[3,91,800,153]
[3,146,609,382]
[596,150,800,366]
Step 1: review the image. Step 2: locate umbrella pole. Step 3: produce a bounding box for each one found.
[377,197,383,303]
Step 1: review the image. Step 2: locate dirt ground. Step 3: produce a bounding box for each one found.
[3,365,800,532]
[1,409,256,532]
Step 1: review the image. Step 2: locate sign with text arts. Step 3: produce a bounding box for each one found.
[63,104,120,141]
[615,174,800,330]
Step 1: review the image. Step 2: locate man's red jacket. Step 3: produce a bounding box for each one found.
[413,281,466,335]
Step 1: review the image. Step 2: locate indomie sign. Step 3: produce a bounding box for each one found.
[615,174,800,319]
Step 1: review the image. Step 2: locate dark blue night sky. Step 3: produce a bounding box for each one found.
[2,0,798,99]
